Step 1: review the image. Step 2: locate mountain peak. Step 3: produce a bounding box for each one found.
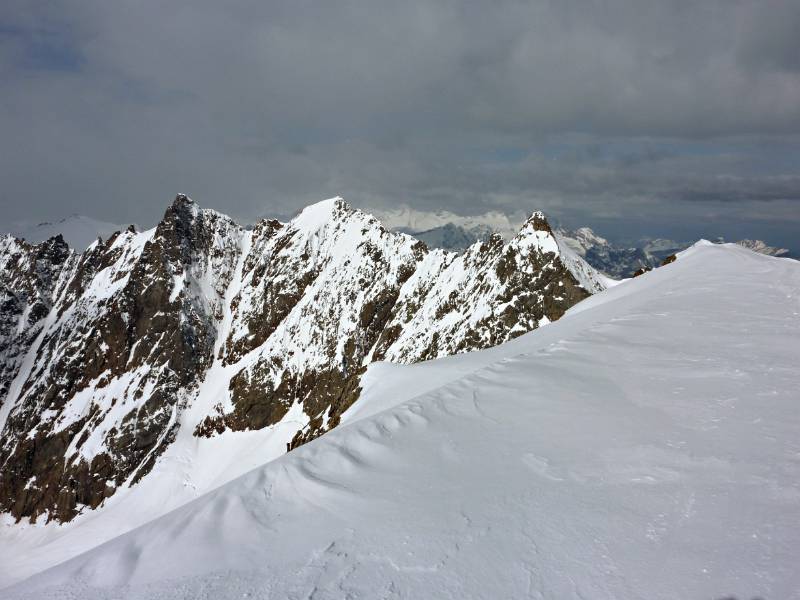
[513,211,558,253]
[573,227,609,248]
[525,210,553,235]
[162,193,201,227]
[735,239,790,257]
[172,193,195,206]
[520,210,553,234]
[290,196,353,232]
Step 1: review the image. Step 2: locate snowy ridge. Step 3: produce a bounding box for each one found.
[0,195,605,531]
[3,242,798,599]
[379,212,609,361]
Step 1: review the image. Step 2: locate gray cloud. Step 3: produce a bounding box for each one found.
[1,0,799,249]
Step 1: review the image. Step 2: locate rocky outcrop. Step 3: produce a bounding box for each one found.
[0,196,243,522]
[0,196,607,523]
[0,235,74,406]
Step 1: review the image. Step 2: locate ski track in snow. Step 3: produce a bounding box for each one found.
[2,243,800,599]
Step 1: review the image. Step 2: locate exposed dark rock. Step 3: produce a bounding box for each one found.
[661,253,678,266]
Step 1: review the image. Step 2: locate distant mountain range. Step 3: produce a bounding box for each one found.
[7,215,127,251]
[372,207,792,278]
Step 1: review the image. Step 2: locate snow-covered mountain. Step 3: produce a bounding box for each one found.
[0,195,607,527]
[6,216,127,251]
[555,227,658,279]
[734,238,790,257]
[372,207,793,276]
[556,229,793,278]
[3,241,798,599]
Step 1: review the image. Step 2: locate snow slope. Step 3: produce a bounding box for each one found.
[4,242,799,599]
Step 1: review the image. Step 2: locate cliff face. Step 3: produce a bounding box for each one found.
[0,196,607,523]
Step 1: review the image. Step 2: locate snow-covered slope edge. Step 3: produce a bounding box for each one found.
[5,243,799,599]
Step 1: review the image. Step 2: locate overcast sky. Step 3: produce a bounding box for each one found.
[1,0,799,248]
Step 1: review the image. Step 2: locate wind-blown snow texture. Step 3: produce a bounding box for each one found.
[0,195,605,526]
[2,241,798,599]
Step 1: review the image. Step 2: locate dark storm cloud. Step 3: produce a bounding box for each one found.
[0,0,799,248]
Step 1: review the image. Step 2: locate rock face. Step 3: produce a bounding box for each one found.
[0,235,73,406]
[0,196,607,523]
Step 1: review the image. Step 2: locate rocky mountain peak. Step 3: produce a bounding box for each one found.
[34,234,71,265]
[171,192,196,209]
[522,210,553,234]
[506,212,562,262]
[160,193,201,235]
[0,195,608,524]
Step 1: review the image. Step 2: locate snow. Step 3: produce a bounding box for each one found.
[2,242,799,599]
[511,221,560,256]
[1,199,603,496]
[168,272,184,302]
[0,257,77,436]
[290,196,345,234]
[83,228,156,301]
[555,232,618,292]
[223,198,424,376]
[378,214,610,362]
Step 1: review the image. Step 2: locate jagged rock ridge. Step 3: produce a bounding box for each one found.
[0,195,607,523]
